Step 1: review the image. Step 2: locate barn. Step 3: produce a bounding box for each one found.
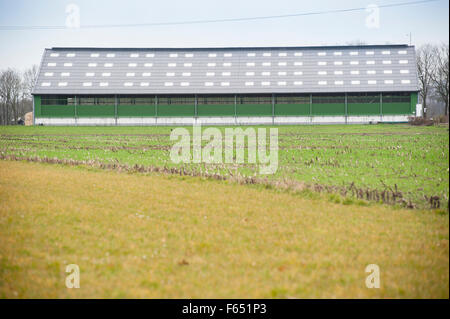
[32,45,419,125]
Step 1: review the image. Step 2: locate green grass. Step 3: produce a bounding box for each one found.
[0,160,448,298]
[1,124,448,208]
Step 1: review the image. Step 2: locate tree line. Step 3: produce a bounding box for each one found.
[416,43,449,118]
[0,65,38,125]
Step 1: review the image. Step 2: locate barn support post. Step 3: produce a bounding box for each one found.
[114,94,118,126]
[234,94,237,125]
[74,95,78,126]
[380,92,383,122]
[272,93,275,125]
[155,95,158,125]
[345,92,348,124]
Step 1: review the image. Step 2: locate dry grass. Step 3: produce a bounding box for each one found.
[0,160,448,298]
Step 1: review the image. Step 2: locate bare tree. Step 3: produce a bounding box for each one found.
[23,64,38,100]
[0,69,23,125]
[416,44,436,118]
[430,43,449,116]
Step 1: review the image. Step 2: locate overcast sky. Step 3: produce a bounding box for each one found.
[0,0,448,71]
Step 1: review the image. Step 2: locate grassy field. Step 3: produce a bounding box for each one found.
[0,124,448,208]
[0,160,448,298]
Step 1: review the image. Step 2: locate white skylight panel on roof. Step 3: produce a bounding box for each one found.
[318,81,327,85]
[182,72,191,76]
[278,62,287,66]
[124,82,133,87]
[64,63,72,67]
[367,70,376,74]
[247,53,256,57]
[318,52,326,56]
[334,52,342,56]
[350,61,359,65]
[350,51,358,55]
[398,50,407,54]
[50,53,59,57]
[224,53,232,57]
[47,63,56,66]
[102,72,111,76]
[169,53,178,58]
[166,72,175,76]
[318,71,327,75]
[205,82,214,86]
[246,72,254,76]
[41,82,51,86]
[221,82,230,86]
[144,63,153,67]
[368,80,377,84]
[400,70,410,74]
[261,81,270,86]
[185,53,194,58]
[126,72,135,77]
[140,82,149,86]
[278,71,287,76]
[294,52,303,56]
[399,60,409,64]
[401,80,411,84]
[384,70,393,74]
[294,81,303,85]
[294,62,303,66]
[181,82,190,86]
[245,82,254,86]
[383,60,392,64]
[366,51,374,55]
[334,61,343,65]
[366,60,375,65]
[168,63,176,67]
[206,72,215,76]
[83,82,92,87]
[223,62,232,67]
[44,72,53,76]
[146,53,155,57]
[334,71,343,75]
[107,53,115,58]
[66,53,75,57]
[142,72,151,76]
[294,71,303,75]
[277,81,286,86]
[263,53,271,57]
[130,53,139,58]
[335,81,344,85]
[58,82,67,86]
[88,63,97,67]
[86,72,95,77]
[91,53,99,57]
[351,80,360,85]
[318,61,327,66]
[262,62,271,66]
[104,63,113,67]
[351,70,359,75]
[385,80,394,84]
[128,63,137,67]
[278,52,287,57]
[207,63,216,67]
[100,82,109,87]
[262,71,270,76]
[222,72,231,76]
[208,53,217,58]
[246,62,255,67]
[382,51,390,55]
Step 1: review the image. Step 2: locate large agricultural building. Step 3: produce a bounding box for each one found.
[32,45,419,125]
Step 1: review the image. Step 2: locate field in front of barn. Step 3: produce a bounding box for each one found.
[0,124,448,298]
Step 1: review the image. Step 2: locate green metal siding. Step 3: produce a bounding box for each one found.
[312,103,346,115]
[40,105,75,117]
[410,92,418,114]
[197,104,235,117]
[34,95,41,117]
[347,103,380,115]
[118,104,156,117]
[77,105,115,117]
[157,104,195,117]
[275,104,310,116]
[236,104,272,116]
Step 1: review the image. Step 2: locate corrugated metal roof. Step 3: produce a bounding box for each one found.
[32,45,419,95]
